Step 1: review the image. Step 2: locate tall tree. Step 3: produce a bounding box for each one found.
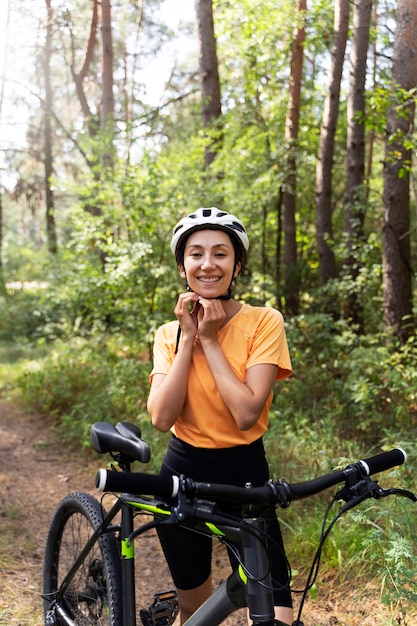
[0,0,12,292]
[315,0,350,288]
[195,0,222,167]
[99,0,115,169]
[282,0,307,316]
[65,0,114,212]
[382,0,417,342]
[344,0,372,329]
[44,0,58,254]
[365,1,378,201]
[65,0,99,141]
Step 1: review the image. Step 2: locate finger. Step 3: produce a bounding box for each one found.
[190,300,202,317]
[198,298,225,318]
[177,293,199,311]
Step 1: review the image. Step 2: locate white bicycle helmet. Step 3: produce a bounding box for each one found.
[170,207,250,256]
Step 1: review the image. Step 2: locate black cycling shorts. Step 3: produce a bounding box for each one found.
[156,436,292,608]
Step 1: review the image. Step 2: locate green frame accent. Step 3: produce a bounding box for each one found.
[238,564,247,584]
[205,522,226,536]
[121,537,134,560]
[126,501,170,516]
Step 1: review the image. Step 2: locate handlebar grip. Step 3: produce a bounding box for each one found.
[358,448,406,475]
[287,448,407,501]
[96,469,179,498]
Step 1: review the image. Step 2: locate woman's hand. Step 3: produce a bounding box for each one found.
[195,297,227,340]
[174,292,201,338]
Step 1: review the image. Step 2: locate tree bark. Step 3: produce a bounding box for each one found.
[44,0,58,254]
[344,0,372,329]
[282,0,306,316]
[0,0,11,290]
[195,0,222,167]
[382,0,417,342]
[315,0,350,288]
[69,0,98,132]
[100,0,115,169]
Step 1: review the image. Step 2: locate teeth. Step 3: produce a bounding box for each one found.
[199,277,219,282]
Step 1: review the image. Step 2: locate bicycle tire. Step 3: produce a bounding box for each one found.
[43,491,122,625]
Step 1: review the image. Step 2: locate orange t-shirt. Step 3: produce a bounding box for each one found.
[150,303,292,448]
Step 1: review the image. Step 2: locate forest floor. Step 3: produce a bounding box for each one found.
[0,399,414,626]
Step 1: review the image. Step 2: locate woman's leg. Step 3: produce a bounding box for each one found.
[274,605,294,625]
[176,576,213,624]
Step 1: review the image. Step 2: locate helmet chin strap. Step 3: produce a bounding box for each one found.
[217,289,233,300]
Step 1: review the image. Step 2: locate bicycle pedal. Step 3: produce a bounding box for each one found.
[140,590,179,626]
[45,609,58,626]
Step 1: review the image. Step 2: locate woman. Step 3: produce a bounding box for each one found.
[147,207,294,625]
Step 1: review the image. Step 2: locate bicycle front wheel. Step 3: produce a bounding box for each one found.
[43,492,122,625]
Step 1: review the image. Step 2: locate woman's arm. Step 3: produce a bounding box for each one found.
[147,338,193,432]
[196,298,278,430]
[200,335,278,430]
[147,292,200,432]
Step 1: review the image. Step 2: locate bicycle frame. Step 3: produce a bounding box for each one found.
[51,490,279,626]
[46,422,416,626]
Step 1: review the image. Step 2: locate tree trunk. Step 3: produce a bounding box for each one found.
[100,0,115,170]
[70,0,98,134]
[315,0,349,288]
[365,1,378,202]
[282,0,306,316]
[382,0,417,342]
[195,0,222,167]
[44,0,58,254]
[344,0,372,329]
[0,0,11,291]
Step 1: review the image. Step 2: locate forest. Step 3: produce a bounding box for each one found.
[0,0,416,620]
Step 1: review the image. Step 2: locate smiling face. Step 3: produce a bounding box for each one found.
[179,229,241,298]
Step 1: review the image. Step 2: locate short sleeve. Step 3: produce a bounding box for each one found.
[149,323,177,381]
[246,309,292,380]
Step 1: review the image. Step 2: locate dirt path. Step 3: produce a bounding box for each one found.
[0,401,98,624]
[0,401,240,625]
[0,400,413,626]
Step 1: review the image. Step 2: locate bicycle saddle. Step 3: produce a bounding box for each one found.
[90,421,151,464]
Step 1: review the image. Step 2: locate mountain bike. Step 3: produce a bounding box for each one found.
[42,421,416,626]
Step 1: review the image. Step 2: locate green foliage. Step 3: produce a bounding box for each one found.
[15,339,170,470]
[259,313,417,610]
[17,340,148,436]
[274,315,417,446]
[0,340,51,400]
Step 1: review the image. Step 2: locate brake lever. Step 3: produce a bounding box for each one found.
[376,487,417,502]
[335,472,380,504]
[335,473,417,515]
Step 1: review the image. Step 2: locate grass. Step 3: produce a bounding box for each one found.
[0,341,51,401]
[0,523,18,569]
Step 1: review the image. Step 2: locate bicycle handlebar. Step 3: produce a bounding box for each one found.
[96,447,407,506]
[288,447,406,500]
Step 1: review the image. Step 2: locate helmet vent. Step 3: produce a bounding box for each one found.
[170,207,249,255]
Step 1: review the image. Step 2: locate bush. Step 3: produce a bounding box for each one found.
[17,340,149,436]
